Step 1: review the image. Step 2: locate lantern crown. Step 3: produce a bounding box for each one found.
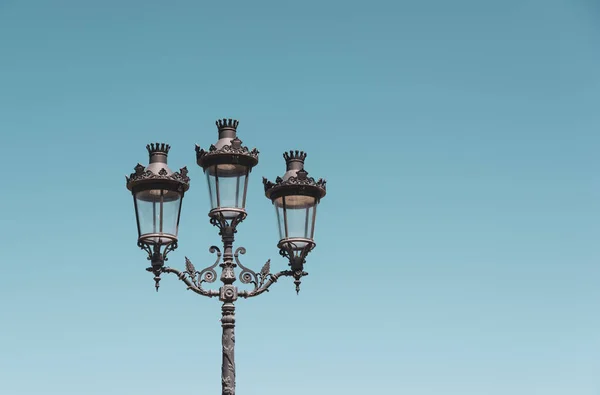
[216,118,239,131]
[283,150,306,164]
[283,150,307,175]
[146,142,171,165]
[146,142,171,155]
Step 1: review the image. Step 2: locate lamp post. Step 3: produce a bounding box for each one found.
[125,119,327,395]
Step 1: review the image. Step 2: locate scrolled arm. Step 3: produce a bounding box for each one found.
[162,267,219,298]
[235,248,286,297]
[157,246,222,297]
[239,270,293,298]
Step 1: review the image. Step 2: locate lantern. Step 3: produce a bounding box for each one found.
[126,143,190,247]
[263,151,326,259]
[196,119,259,221]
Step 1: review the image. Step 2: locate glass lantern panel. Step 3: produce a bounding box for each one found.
[205,164,249,219]
[206,166,218,210]
[275,203,285,240]
[310,202,317,239]
[274,195,317,249]
[135,189,181,244]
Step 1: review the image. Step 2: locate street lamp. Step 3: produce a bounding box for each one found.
[125,119,327,395]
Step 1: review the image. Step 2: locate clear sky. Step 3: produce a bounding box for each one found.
[1,1,599,394]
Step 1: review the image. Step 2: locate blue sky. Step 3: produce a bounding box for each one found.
[1,1,599,394]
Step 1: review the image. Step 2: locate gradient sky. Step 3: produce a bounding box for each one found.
[1,1,599,394]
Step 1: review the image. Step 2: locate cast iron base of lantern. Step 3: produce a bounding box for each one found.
[125,119,327,395]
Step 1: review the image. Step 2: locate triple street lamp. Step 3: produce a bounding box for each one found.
[125,119,327,395]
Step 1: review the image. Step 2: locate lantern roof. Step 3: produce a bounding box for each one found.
[195,119,259,169]
[263,150,326,201]
[126,143,190,192]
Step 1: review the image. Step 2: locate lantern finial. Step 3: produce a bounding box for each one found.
[216,118,239,131]
[146,143,171,155]
[283,150,306,163]
[283,150,307,174]
[146,143,171,164]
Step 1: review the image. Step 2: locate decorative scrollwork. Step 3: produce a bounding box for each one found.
[181,246,220,288]
[278,241,311,265]
[239,269,295,298]
[160,266,219,298]
[162,242,178,261]
[235,247,273,293]
[210,213,245,234]
[196,138,259,163]
[263,170,326,193]
[198,246,221,284]
[235,247,256,286]
[138,240,178,265]
[126,165,190,189]
[138,240,153,257]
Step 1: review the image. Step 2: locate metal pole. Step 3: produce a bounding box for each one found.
[221,302,236,395]
[219,220,238,395]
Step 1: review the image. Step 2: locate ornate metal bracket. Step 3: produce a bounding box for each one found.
[209,212,245,235]
[277,242,312,294]
[139,240,178,263]
[148,246,222,297]
[237,270,305,298]
[140,241,178,291]
[184,246,222,286]
[161,266,219,298]
[234,247,274,294]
